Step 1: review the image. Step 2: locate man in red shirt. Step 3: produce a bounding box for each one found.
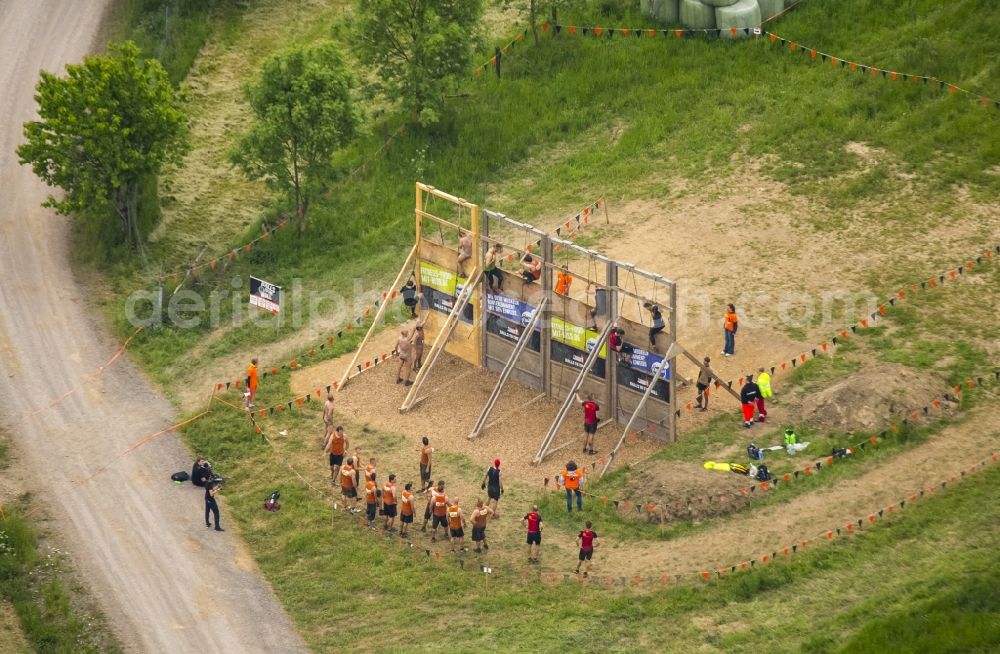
[576,392,599,455]
[575,521,600,576]
[522,505,543,564]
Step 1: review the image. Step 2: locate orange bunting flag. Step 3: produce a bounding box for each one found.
[810,49,817,58]
[847,523,854,532]
[878,306,885,314]
[860,318,868,328]
[731,27,738,36]
[789,42,797,51]
[646,503,656,514]
[475,67,482,76]
[594,27,603,37]
[309,349,316,356]
[210,259,217,270]
[621,28,628,36]
[870,436,878,444]
[740,562,749,570]
[365,361,371,369]
[622,500,633,512]
[932,399,941,408]
[841,330,849,338]
[648,29,656,37]
[949,270,957,279]
[800,353,807,362]
[760,481,769,491]
[296,398,303,407]
[897,290,905,299]
[831,57,838,66]
[277,404,284,412]
[568,25,576,34]
[347,323,353,331]
[600,496,608,505]
[780,362,787,370]
[328,337,334,345]
[675,29,683,38]
[701,571,711,580]
[216,383,223,391]
[870,67,879,77]
[949,84,958,94]
[891,71,897,80]
[258,410,266,418]
[364,307,371,317]
[686,403,693,411]
[783,547,790,556]
[869,514,876,523]
[826,530,834,539]
[850,62,858,71]
[762,554,770,563]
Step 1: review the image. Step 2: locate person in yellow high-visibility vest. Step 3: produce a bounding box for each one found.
[755,367,771,423]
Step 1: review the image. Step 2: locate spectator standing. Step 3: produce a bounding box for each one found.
[755,367,771,423]
[696,357,713,412]
[723,304,738,357]
[204,480,223,532]
[562,461,584,512]
[245,357,259,409]
[481,459,504,515]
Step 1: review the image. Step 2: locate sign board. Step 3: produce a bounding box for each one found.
[249,276,281,314]
[485,291,540,350]
[419,261,473,323]
[550,316,606,379]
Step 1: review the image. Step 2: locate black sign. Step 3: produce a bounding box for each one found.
[551,340,606,379]
[617,364,670,402]
[486,314,541,351]
[421,285,474,324]
[249,276,281,314]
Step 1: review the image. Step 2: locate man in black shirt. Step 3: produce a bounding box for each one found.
[739,375,760,429]
[191,458,212,487]
[481,459,504,515]
[205,480,224,532]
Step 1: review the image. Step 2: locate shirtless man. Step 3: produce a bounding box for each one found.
[411,322,425,373]
[418,436,434,492]
[396,328,413,386]
[457,230,472,276]
[470,500,495,553]
[322,392,335,441]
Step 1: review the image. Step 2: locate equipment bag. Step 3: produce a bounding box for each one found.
[747,444,764,461]
[755,465,771,482]
[171,471,190,483]
[263,490,281,512]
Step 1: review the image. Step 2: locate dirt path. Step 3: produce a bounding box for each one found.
[0,3,307,652]
[599,402,1000,577]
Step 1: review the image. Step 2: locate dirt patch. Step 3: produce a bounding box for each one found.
[616,461,751,523]
[800,365,953,433]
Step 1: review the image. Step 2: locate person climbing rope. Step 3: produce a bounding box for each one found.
[644,302,665,350]
[484,243,504,291]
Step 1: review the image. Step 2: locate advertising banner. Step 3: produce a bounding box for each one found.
[249,276,281,314]
[550,317,606,379]
[419,261,473,323]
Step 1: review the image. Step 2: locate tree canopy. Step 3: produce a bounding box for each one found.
[230,41,358,233]
[352,0,483,126]
[18,41,188,249]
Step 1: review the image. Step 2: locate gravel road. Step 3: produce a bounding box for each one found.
[0,2,308,651]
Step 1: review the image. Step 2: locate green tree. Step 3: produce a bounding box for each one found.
[352,0,483,126]
[230,42,358,233]
[18,41,188,249]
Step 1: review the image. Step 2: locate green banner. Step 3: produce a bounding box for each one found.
[551,317,606,358]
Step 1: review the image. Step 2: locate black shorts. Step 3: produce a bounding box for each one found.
[579,549,593,561]
[401,512,413,524]
[527,532,541,546]
[420,464,431,481]
[471,526,486,542]
[433,514,447,529]
[382,504,397,518]
[450,528,464,539]
[404,297,418,307]
[329,453,343,466]
[342,487,357,499]
[424,505,432,521]
[584,422,597,434]
[521,271,536,283]
[487,486,501,501]
[366,504,377,520]
[696,382,708,392]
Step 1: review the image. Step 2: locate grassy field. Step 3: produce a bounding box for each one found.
[85,0,1000,651]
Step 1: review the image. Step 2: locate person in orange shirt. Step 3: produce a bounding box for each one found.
[323,426,348,485]
[427,481,449,543]
[418,436,433,492]
[561,461,584,513]
[245,357,259,409]
[364,472,380,527]
[399,482,415,538]
[555,264,572,296]
[340,457,358,506]
[446,499,466,552]
[364,458,377,485]
[382,474,397,532]
[723,303,738,357]
[470,500,494,553]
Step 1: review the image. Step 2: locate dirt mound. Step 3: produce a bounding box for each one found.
[800,365,950,433]
[619,461,751,524]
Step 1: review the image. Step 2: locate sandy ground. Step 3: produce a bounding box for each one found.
[0,3,306,652]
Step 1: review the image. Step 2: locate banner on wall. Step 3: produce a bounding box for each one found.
[617,365,670,401]
[419,261,473,323]
[624,343,671,381]
[485,291,541,350]
[550,316,606,379]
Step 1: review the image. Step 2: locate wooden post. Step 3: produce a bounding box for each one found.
[603,199,610,225]
[606,260,618,428]
[541,235,553,397]
[495,47,502,79]
[667,282,678,442]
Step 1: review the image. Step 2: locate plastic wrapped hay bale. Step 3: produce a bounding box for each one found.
[700,0,739,6]
[680,0,717,29]
[757,0,784,21]
[716,0,762,38]
[640,0,680,23]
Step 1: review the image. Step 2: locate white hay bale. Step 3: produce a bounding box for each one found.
[716,0,761,38]
[700,0,739,6]
[679,0,717,29]
[640,0,680,23]
[757,0,784,21]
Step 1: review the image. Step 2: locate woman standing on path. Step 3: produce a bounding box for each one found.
[723,303,738,357]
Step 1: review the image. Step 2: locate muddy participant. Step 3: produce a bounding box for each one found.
[419,436,433,491]
[575,521,599,577]
[322,392,336,441]
[470,500,494,553]
[481,459,503,514]
[399,483,415,538]
[485,243,503,290]
[447,499,466,552]
[382,474,397,532]
[324,426,348,484]
[411,322,425,373]
[576,393,599,455]
[396,329,413,385]
[522,505,543,563]
[696,357,713,412]
[457,230,472,275]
